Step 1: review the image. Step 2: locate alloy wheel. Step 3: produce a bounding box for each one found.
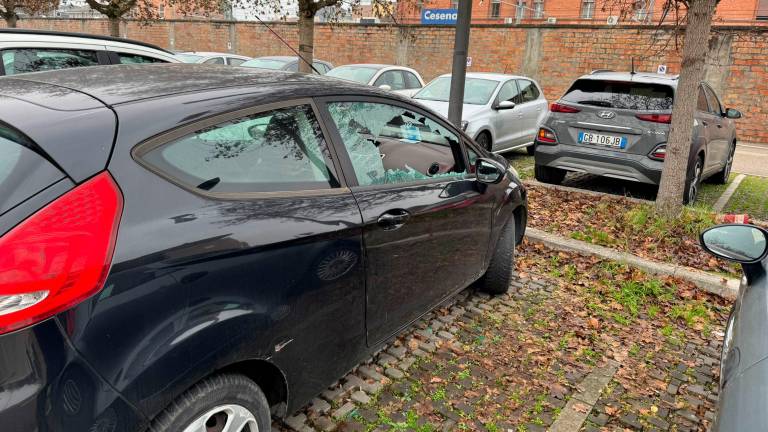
[689,159,703,203]
[724,146,735,179]
[182,404,258,432]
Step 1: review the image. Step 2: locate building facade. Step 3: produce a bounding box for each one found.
[396,0,768,25]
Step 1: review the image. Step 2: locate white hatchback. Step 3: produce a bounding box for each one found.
[413,72,548,154]
[326,64,426,97]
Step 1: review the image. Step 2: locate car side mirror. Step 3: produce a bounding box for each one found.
[378,84,392,91]
[475,158,505,184]
[701,224,768,263]
[725,108,742,119]
[494,100,515,110]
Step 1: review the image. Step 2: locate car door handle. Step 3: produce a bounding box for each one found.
[377,209,410,230]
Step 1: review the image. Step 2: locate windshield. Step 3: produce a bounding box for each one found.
[326,66,379,84]
[240,58,290,70]
[414,77,499,105]
[562,79,675,110]
[176,54,203,63]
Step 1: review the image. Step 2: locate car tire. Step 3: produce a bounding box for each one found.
[683,154,704,205]
[526,144,535,156]
[476,132,492,152]
[709,143,735,185]
[478,220,516,295]
[148,374,271,432]
[534,164,566,185]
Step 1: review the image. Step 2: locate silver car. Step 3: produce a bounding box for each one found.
[325,64,425,97]
[175,51,251,66]
[534,71,742,203]
[413,73,548,155]
[0,29,179,76]
[699,224,768,431]
[239,56,333,74]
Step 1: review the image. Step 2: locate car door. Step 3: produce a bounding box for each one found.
[107,99,368,411]
[319,97,496,345]
[515,79,547,145]
[492,79,521,148]
[703,84,730,172]
[695,85,718,172]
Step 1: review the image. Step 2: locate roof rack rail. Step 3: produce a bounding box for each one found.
[0,28,174,55]
[590,69,614,74]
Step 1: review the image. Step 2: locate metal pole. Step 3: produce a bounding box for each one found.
[447,0,472,127]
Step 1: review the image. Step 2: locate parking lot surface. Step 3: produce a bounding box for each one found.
[275,244,727,432]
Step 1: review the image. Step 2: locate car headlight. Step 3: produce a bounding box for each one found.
[460,120,469,131]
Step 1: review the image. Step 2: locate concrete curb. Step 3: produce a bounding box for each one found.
[548,360,620,432]
[527,228,740,300]
[525,180,653,204]
[713,173,746,212]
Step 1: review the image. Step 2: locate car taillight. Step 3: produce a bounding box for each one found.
[649,144,667,161]
[0,172,122,335]
[636,113,672,124]
[537,128,557,144]
[550,103,581,113]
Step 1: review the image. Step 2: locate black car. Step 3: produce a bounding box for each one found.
[0,64,527,432]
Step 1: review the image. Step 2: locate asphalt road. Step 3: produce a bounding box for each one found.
[734,142,768,177]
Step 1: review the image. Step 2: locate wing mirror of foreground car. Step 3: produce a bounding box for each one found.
[494,100,516,110]
[725,108,742,119]
[475,158,506,184]
[700,224,768,264]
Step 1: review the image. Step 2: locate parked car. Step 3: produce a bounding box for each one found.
[534,71,742,203]
[0,28,179,76]
[699,224,768,431]
[175,51,251,66]
[240,55,333,74]
[0,64,527,432]
[326,64,425,96]
[412,73,548,155]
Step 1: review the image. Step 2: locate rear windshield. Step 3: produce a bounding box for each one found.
[0,123,63,215]
[562,79,675,111]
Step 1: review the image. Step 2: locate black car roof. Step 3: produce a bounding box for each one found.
[5,64,389,106]
[0,28,175,54]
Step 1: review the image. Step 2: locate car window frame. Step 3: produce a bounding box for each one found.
[702,83,723,116]
[0,45,110,76]
[373,70,407,91]
[106,46,177,64]
[516,79,540,104]
[495,79,521,106]
[696,85,712,114]
[402,70,423,90]
[315,95,473,191]
[131,97,349,200]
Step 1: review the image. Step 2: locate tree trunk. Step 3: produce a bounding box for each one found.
[5,14,17,28]
[297,12,314,74]
[108,17,120,37]
[655,0,718,217]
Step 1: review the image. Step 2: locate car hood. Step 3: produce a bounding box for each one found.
[412,99,488,121]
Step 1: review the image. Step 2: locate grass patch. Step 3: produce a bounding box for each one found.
[504,151,534,180]
[724,175,768,220]
[611,279,672,317]
[696,173,737,209]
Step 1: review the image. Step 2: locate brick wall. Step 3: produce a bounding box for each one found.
[3,19,767,142]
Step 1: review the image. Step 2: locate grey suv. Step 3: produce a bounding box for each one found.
[533,71,742,203]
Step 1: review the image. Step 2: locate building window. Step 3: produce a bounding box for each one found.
[758,0,768,20]
[580,0,595,19]
[490,0,500,18]
[451,0,458,9]
[633,0,649,21]
[533,0,544,18]
[515,0,526,20]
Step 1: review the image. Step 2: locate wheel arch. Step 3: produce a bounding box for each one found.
[218,358,290,418]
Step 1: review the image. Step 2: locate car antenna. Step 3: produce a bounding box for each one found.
[252,14,321,75]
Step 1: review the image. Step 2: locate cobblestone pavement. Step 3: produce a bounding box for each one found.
[274,244,729,432]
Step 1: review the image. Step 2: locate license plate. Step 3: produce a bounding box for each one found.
[578,131,627,149]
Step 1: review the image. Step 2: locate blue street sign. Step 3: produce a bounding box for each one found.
[421,8,458,25]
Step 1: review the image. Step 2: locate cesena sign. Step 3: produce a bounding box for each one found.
[421,8,458,25]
